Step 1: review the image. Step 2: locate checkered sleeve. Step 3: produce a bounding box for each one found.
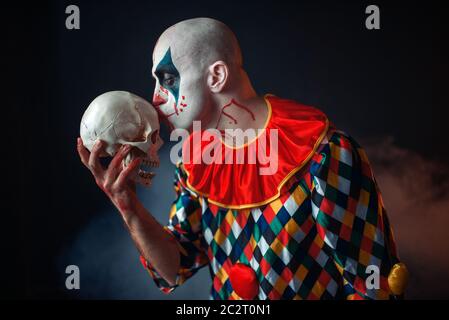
[310,130,400,300]
[140,164,210,294]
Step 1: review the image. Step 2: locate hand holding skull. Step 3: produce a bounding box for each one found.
[77,91,163,211]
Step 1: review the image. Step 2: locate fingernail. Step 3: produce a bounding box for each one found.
[77,137,81,145]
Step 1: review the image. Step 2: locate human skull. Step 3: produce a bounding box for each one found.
[80,91,163,187]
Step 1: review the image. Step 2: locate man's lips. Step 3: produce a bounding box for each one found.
[152,93,172,118]
[154,104,176,119]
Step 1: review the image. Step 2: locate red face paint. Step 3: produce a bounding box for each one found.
[215,99,255,129]
[152,93,167,107]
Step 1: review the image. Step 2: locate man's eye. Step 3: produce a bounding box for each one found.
[164,78,174,86]
[162,74,176,87]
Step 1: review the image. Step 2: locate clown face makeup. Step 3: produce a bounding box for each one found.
[152,44,211,131]
[151,18,243,131]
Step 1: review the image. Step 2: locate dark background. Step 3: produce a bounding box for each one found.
[4,0,448,299]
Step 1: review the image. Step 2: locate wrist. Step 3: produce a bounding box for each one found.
[112,192,139,218]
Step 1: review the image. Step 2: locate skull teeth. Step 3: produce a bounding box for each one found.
[141,159,160,168]
[138,170,156,179]
[122,154,159,183]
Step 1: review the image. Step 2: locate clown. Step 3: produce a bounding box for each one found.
[77,18,408,300]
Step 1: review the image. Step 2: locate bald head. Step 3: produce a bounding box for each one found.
[153,18,242,72]
[151,18,256,131]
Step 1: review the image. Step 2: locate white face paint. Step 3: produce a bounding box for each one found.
[151,18,243,131]
[151,29,211,131]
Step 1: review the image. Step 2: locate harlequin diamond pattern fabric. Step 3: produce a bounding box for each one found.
[140,128,400,300]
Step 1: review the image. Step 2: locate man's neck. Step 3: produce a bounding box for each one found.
[207,94,269,147]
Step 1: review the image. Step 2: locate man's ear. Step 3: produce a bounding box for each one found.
[207,61,229,93]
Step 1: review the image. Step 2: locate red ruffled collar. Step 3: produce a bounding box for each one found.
[181,94,329,209]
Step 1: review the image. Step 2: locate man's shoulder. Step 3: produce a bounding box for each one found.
[326,127,362,149]
[314,125,372,172]
[267,95,328,121]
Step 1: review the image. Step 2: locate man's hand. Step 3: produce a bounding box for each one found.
[76,137,180,286]
[77,137,142,216]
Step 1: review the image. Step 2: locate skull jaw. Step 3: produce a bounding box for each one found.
[133,170,156,187]
[123,146,160,188]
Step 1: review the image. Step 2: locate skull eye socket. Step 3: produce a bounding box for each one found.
[133,130,147,142]
[150,130,159,144]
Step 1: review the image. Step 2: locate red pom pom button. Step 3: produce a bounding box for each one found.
[229,262,259,300]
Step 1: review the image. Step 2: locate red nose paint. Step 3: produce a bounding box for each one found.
[152,93,167,107]
[229,263,259,299]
